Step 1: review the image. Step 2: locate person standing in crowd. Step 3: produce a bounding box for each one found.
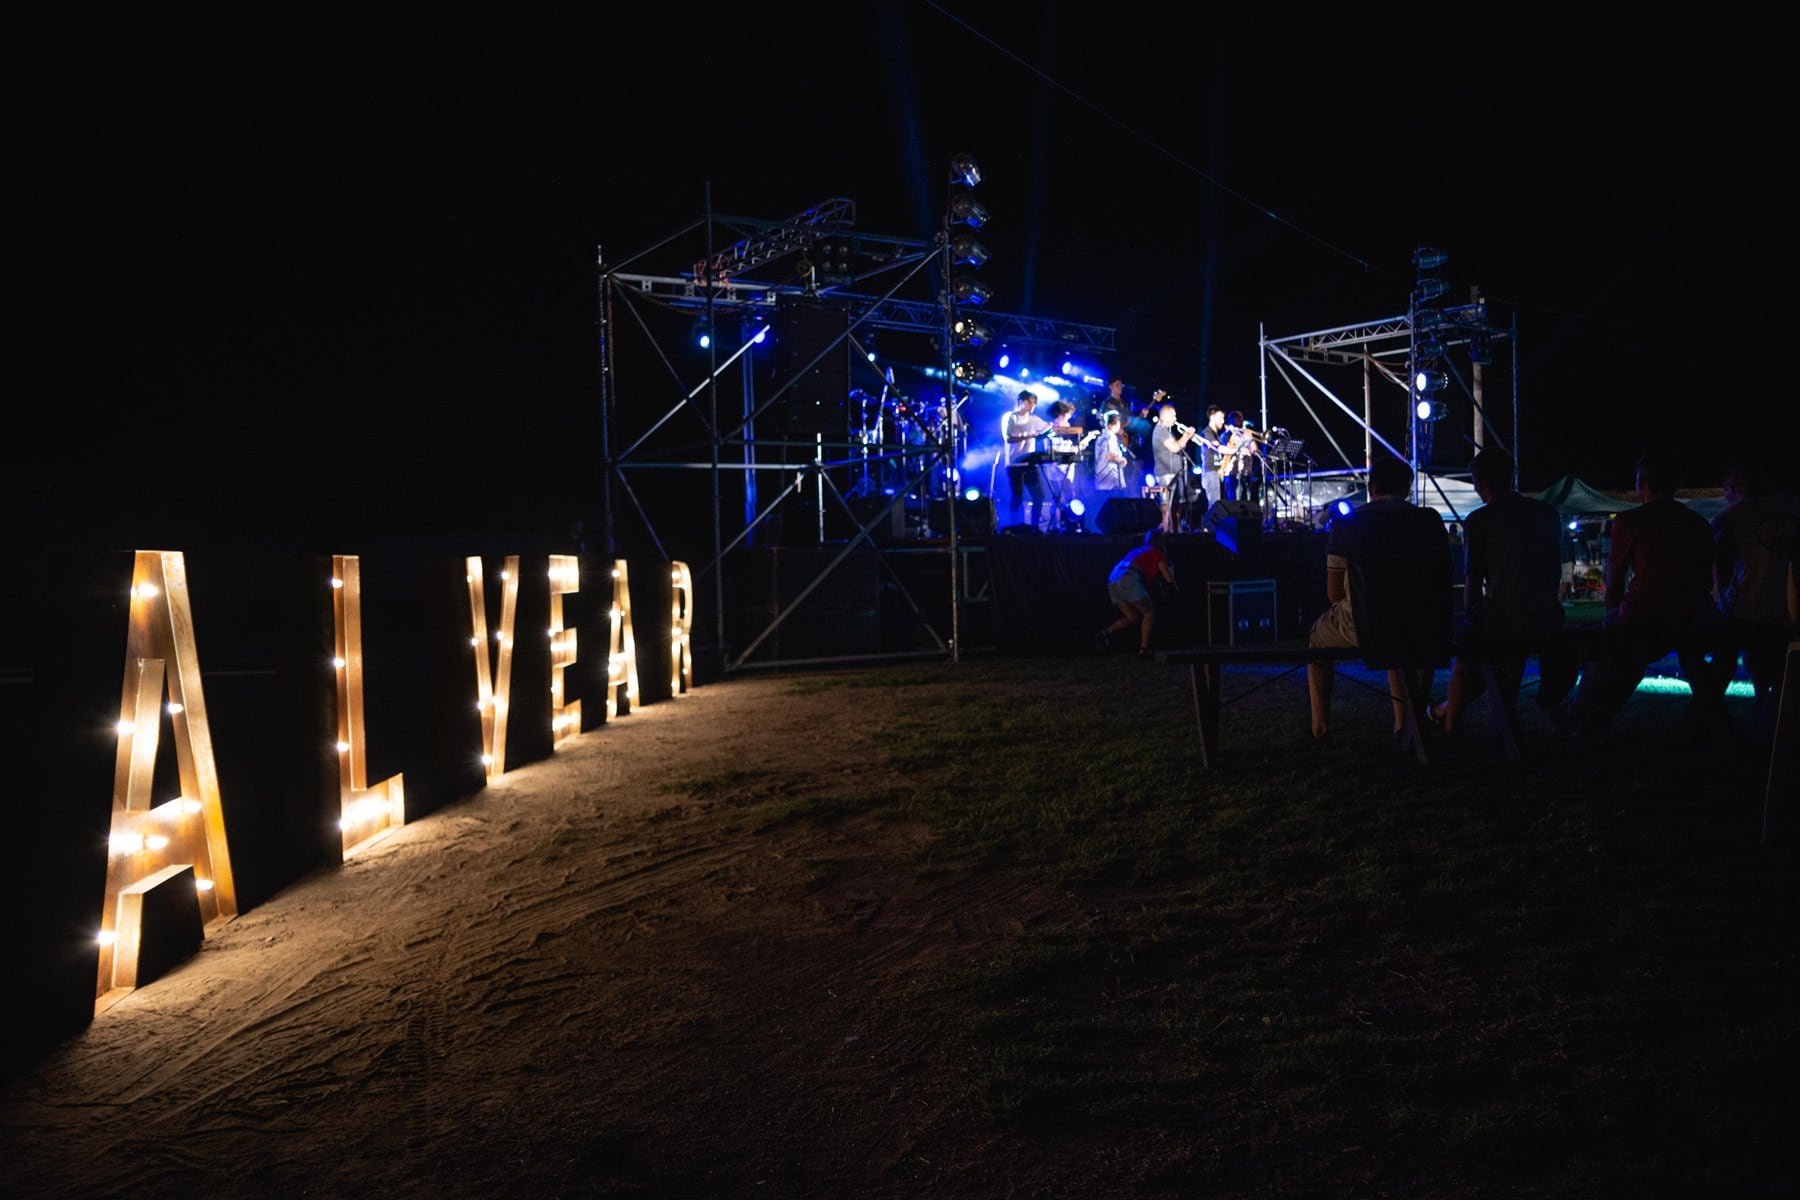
[1305,453,1453,741]
[1096,527,1175,657]
[1001,389,1051,531]
[1695,458,1798,738]
[1090,409,1132,530]
[1152,398,1199,533]
[1429,447,1573,735]
[1556,450,1717,736]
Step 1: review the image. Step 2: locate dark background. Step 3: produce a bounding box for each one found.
[7,1,1792,553]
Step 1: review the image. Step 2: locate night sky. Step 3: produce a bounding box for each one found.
[10,3,1791,551]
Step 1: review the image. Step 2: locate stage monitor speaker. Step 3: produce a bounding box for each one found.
[935,495,996,537]
[1098,497,1162,535]
[1207,501,1263,557]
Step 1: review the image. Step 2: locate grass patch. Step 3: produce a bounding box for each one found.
[736,654,1795,1194]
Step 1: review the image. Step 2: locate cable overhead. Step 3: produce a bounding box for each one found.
[917,0,1380,277]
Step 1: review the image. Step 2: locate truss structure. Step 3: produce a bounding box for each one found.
[599,197,1117,674]
[1256,303,1518,525]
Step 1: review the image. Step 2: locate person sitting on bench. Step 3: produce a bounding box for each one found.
[1306,453,1454,741]
[1430,447,1574,735]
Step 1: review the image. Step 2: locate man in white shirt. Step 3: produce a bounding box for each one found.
[1001,389,1052,530]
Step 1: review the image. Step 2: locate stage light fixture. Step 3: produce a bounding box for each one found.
[1413,278,1450,305]
[1414,367,1448,393]
[952,360,992,383]
[951,152,982,188]
[949,232,990,268]
[1413,306,1443,330]
[996,351,1010,369]
[953,315,990,347]
[965,487,982,502]
[1412,331,1443,360]
[953,276,992,306]
[1468,330,1493,365]
[1412,246,1449,271]
[949,193,989,229]
[1416,398,1449,422]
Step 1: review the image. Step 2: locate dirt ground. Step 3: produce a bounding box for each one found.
[0,674,1109,1199]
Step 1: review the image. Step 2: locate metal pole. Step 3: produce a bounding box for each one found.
[1511,313,1521,492]
[598,251,616,563]
[706,184,725,659]
[1362,349,1373,475]
[1471,285,1485,454]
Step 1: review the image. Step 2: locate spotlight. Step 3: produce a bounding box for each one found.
[952,276,992,306]
[1413,278,1450,305]
[952,315,990,347]
[1414,367,1448,393]
[952,360,992,383]
[949,193,990,229]
[1413,307,1443,330]
[1336,499,1354,516]
[950,153,982,188]
[1468,330,1493,365]
[1416,398,1448,422]
[949,233,990,268]
[965,487,982,502]
[1412,246,1449,271]
[1413,331,1443,360]
[1069,499,1086,517]
[996,352,1010,369]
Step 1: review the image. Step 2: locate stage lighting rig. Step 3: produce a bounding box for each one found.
[949,232,990,268]
[949,192,989,229]
[1409,245,1450,465]
[952,315,991,347]
[952,276,992,306]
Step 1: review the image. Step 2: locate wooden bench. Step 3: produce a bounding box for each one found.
[1160,623,1607,768]
[1158,644,1436,768]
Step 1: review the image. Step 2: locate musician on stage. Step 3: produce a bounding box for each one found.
[1220,410,1264,506]
[1045,398,1086,532]
[1188,406,1231,518]
[1091,409,1133,529]
[1001,389,1053,530]
[1152,398,1199,533]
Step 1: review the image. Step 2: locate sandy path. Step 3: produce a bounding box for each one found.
[1,676,1080,1198]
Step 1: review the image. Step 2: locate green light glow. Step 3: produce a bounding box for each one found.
[1634,677,1755,698]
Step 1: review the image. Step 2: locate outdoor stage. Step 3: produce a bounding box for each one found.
[721,522,1333,665]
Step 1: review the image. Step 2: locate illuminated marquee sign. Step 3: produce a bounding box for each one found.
[606,560,639,718]
[331,556,406,858]
[670,560,693,696]
[96,551,239,1015]
[466,555,519,779]
[549,555,581,747]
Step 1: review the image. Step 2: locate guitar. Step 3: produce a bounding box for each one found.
[1218,426,1263,477]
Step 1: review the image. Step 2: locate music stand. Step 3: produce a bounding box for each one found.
[1265,436,1307,530]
